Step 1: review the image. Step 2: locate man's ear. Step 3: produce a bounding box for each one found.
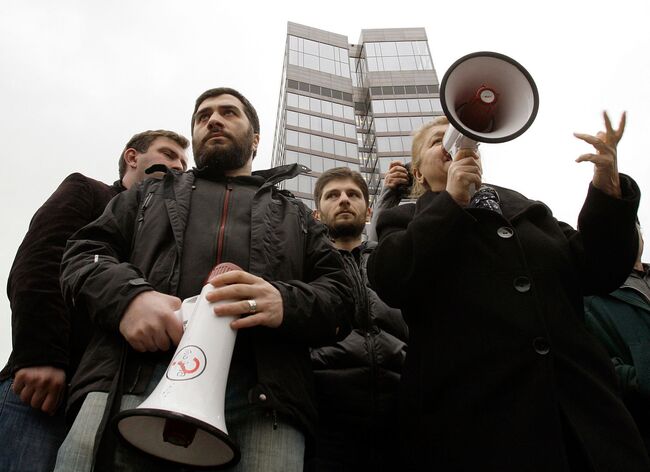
[365,207,372,223]
[312,209,321,221]
[252,133,260,152]
[123,148,139,170]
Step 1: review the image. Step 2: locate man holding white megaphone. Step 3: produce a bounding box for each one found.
[56,87,353,472]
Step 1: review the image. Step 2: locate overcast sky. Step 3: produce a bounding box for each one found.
[1,0,648,365]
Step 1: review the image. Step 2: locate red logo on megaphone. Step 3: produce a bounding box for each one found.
[167,345,207,381]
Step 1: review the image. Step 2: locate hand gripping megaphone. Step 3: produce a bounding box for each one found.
[113,262,242,469]
[440,51,539,157]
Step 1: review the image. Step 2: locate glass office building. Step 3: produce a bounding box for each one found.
[271,22,443,209]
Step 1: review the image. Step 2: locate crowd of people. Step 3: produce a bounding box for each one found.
[0,87,648,472]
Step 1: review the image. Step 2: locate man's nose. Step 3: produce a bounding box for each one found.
[338,193,350,204]
[207,113,224,130]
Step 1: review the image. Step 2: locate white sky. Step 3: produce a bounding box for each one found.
[1,0,648,365]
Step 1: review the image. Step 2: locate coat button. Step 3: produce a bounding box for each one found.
[259,393,267,402]
[513,276,531,293]
[497,226,514,238]
[533,337,550,355]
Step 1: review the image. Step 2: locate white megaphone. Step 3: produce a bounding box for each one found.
[440,51,539,158]
[113,262,242,469]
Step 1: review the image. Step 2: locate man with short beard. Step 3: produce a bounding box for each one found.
[307,168,408,471]
[55,88,353,472]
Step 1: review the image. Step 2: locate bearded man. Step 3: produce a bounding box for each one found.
[306,168,408,471]
[55,88,353,472]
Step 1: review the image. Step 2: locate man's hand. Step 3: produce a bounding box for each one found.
[12,366,66,415]
[119,291,183,352]
[574,111,626,198]
[384,161,410,190]
[446,149,482,206]
[206,270,284,330]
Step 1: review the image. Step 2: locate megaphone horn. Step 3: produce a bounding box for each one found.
[112,262,243,469]
[440,51,539,156]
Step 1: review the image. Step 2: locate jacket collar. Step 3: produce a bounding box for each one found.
[253,164,309,189]
[416,185,548,223]
[190,163,308,190]
[610,287,650,313]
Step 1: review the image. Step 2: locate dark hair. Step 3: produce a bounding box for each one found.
[118,130,189,179]
[191,87,260,135]
[313,167,369,209]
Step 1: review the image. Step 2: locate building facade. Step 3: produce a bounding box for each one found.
[271,22,443,209]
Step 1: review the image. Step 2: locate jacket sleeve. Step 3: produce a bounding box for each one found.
[60,183,154,334]
[7,174,109,373]
[568,174,640,295]
[366,184,404,243]
[367,190,476,311]
[272,211,354,347]
[584,296,640,396]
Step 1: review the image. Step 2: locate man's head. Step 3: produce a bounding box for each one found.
[313,167,371,245]
[119,130,189,189]
[191,88,260,176]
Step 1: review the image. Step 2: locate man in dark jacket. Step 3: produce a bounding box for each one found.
[55,88,353,472]
[307,167,408,471]
[585,220,650,452]
[0,129,189,472]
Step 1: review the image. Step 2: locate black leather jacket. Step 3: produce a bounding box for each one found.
[61,164,353,435]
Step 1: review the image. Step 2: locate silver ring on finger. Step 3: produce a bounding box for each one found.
[246,299,257,314]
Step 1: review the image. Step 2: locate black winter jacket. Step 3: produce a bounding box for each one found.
[311,241,407,422]
[60,164,353,435]
[308,241,408,469]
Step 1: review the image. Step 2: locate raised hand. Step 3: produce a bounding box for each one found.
[574,111,626,198]
[384,161,410,190]
[446,149,482,206]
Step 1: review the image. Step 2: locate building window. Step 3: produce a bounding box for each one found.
[364,41,432,72]
[288,35,350,78]
[286,129,357,159]
[375,136,414,153]
[285,109,356,139]
[286,93,355,122]
[371,98,442,115]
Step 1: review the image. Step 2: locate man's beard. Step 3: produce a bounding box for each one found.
[194,127,254,173]
[326,217,365,240]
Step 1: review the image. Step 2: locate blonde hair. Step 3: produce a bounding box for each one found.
[409,116,449,198]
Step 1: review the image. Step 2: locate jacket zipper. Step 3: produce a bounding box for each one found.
[216,184,232,265]
[366,331,377,416]
[137,192,154,232]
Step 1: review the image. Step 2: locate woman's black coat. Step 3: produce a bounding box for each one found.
[368,177,650,471]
